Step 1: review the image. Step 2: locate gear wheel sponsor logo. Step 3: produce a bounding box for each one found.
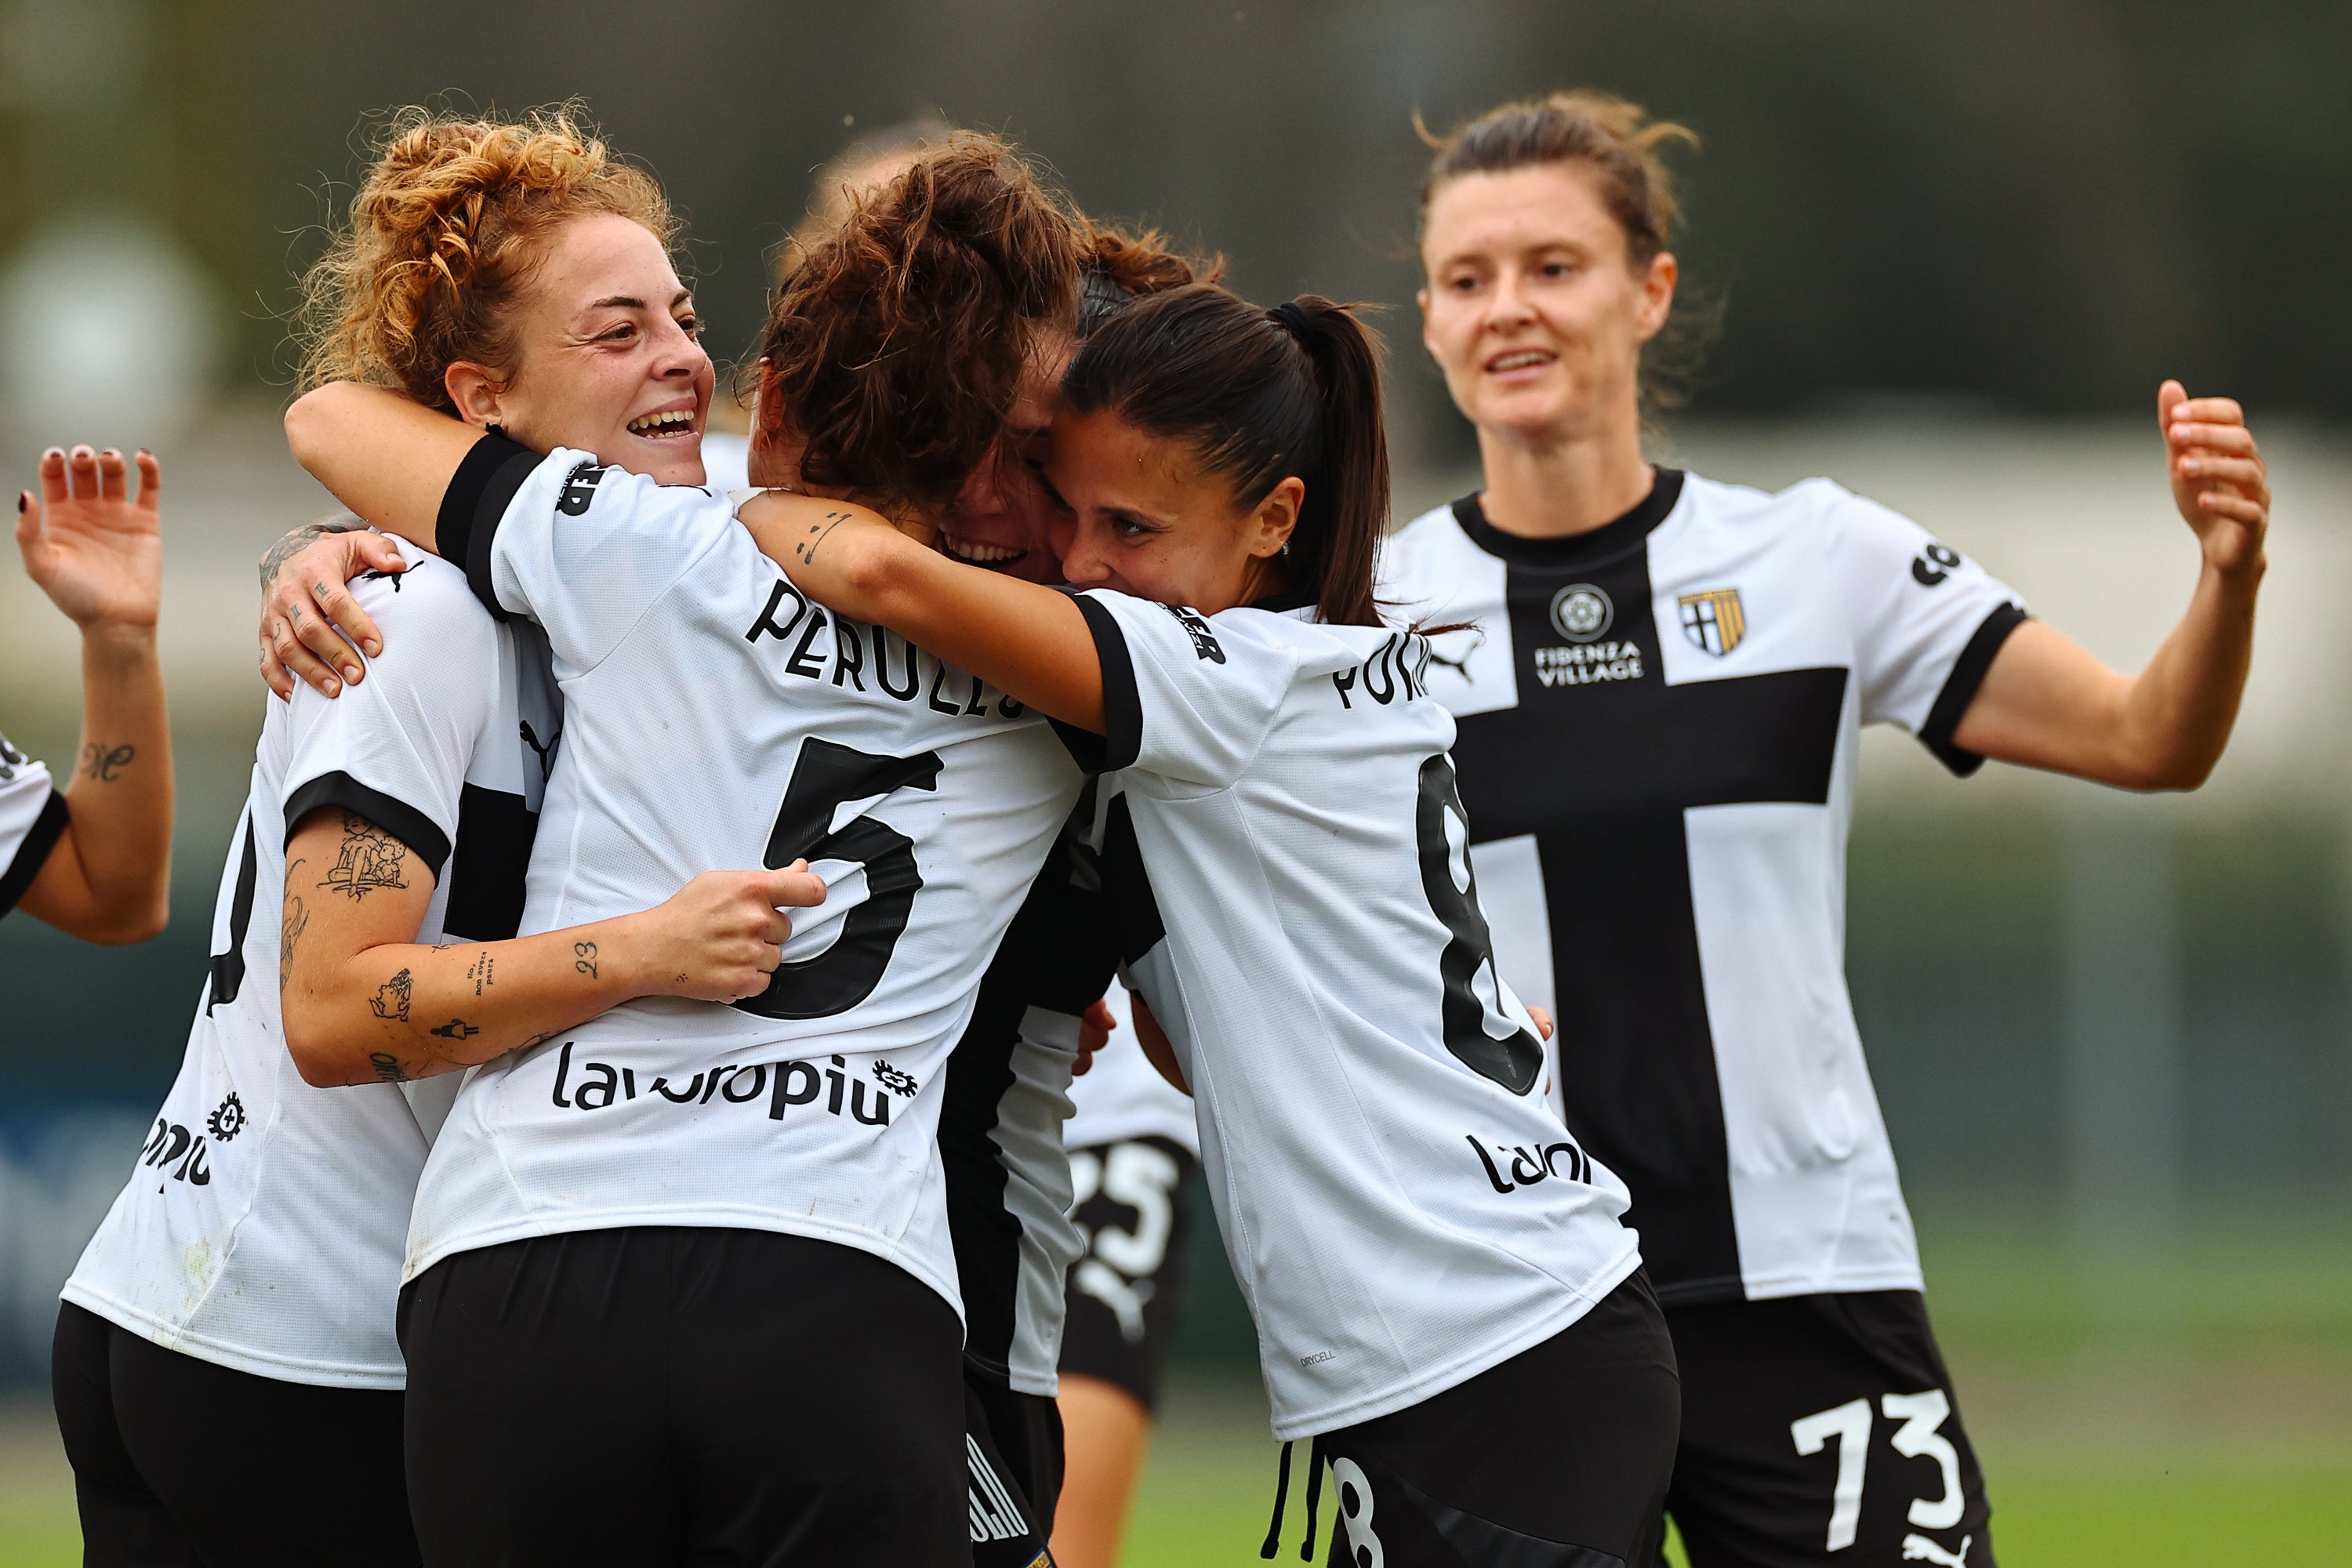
[205,1093,248,1142]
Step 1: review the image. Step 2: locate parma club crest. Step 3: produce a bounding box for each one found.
[1677,588,1746,656]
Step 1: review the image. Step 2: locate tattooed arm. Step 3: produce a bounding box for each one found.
[256,513,411,701]
[278,807,828,1087]
[14,447,172,944]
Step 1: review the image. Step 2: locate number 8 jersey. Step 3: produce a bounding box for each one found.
[407,437,1082,1314]
[1070,590,1641,1441]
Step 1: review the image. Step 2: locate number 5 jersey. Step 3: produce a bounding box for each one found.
[409,437,1082,1315]
[1065,589,1641,1441]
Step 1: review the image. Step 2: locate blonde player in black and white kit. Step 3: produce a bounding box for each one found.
[1385,93,2270,1568]
[756,280,1681,1568]
[53,114,824,1568]
[3,445,172,945]
[286,136,1094,1566]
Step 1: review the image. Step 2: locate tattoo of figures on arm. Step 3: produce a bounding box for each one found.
[792,511,854,566]
[80,743,134,782]
[259,518,365,590]
[367,1052,411,1083]
[322,813,408,901]
[574,942,599,979]
[429,1019,480,1040]
[466,952,494,995]
[369,968,413,1022]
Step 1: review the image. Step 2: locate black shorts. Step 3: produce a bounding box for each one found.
[398,1225,967,1568]
[1058,1136,1196,1414]
[1289,1269,1679,1568]
[52,1299,419,1567]
[1661,1289,1995,1568]
[965,1373,1064,1568]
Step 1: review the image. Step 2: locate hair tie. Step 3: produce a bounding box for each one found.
[1268,299,1314,341]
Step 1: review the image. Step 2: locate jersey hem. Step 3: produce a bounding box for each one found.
[403,1207,964,1320]
[1264,1238,1642,1442]
[57,1283,408,1392]
[1736,1265,1929,1303]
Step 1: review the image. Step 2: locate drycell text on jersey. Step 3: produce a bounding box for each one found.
[1533,641,1643,687]
[746,578,1024,720]
[548,1041,918,1127]
[1330,633,1435,710]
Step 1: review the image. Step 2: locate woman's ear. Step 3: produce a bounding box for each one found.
[444,361,504,429]
[1248,475,1305,559]
[1633,252,1679,347]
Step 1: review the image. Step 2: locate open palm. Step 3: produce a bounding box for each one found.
[17,446,162,629]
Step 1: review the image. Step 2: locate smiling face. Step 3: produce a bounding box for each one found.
[935,339,1072,584]
[444,212,713,485]
[1041,407,1301,615]
[1417,162,1676,446]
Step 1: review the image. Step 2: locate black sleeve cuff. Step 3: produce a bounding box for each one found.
[0,789,70,917]
[435,430,541,622]
[1053,594,1142,775]
[283,771,452,880]
[1919,602,2028,777]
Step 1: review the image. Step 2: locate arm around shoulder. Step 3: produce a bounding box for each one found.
[285,383,481,554]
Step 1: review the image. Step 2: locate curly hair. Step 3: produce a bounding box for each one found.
[1078,222,1218,339]
[754,131,1085,517]
[296,105,677,410]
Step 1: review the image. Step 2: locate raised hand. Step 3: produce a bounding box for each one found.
[2160,380,2268,578]
[16,446,162,630]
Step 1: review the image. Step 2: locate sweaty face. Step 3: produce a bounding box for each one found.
[1042,408,1294,616]
[477,212,713,485]
[936,345,1070,585]
[1417,164,1675,445]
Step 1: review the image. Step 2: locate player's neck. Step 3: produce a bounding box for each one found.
[1473,412,1653,541]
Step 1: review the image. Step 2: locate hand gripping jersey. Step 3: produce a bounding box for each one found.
[63,548,556,1386]
[412,438,1082,1311]
[1069,590,1641,1440]
[0,725,67,917]
[1064,984,1200,1157]
[1378,470,2026,1307]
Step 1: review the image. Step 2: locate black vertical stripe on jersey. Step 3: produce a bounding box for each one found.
[1098,795,1167,966]
[1917,602,2029,776]
[205,815,260,1013]
[942,823,1120,1385]
[434,431,540,622]
[1443,489,1847,1305]
[0,789,69,916]
[441,784,538,942]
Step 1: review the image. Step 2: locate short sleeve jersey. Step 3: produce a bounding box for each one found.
[408,438,1083,1314]
[0,727,67,917]
[1377,470,2025,1307]
[63,547,554,1387]
[1072,590,1641,1441]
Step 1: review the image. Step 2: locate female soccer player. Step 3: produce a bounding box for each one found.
[284,132,1091,1566]
[3,445,171,944]
[746,280,1681,1568]
[53,111,822,1568]
[1385,90,2270,1568]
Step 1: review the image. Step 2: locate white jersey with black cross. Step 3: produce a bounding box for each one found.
[0,726,66,918]
[409,437,1083,1315]
[1377,470,2026,1308]
[62,546,554,1388]
[1069,589,1641,1441]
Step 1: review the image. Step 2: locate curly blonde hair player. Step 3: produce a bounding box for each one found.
[296,105,677,409]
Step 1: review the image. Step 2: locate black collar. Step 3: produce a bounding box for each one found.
[1450,467,1686,572]
[1248,582,1319,615]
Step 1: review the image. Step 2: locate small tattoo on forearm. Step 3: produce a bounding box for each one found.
[323,813,408,901]
[260,519,363,590]
[429,1019,480,1040]
[81,743,134,782]
[279,880,309,992]
[574,942,599,979]
[792,511,853,565]
[370,967,412,1022]
[367,1051,411,1083]
[466,952,494,995]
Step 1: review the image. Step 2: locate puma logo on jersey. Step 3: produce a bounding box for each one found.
[557,461,606,516]
[1903,1534,1971,1566]
[1534,641,1644,687]
[1468,1134,1591,1192]
[1162,603,1225,662]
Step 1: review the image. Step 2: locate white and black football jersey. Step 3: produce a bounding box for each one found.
[0,725,66,918]
[1379,470,2026,1307]
[1071,589,1641,1441]
[410,437,1083,1315]
[1062,983,1199,1157]
[63,546,555,1387]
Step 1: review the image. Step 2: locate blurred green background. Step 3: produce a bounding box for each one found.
[4,1,2351,1562]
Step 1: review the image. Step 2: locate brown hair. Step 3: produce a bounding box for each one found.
[1078,223,1218,339]
[754,132,1086,517]
[296,105,677,410]
[1062,285,1389,628]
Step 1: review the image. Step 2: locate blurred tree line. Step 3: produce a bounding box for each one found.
[1,0,2343,463]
